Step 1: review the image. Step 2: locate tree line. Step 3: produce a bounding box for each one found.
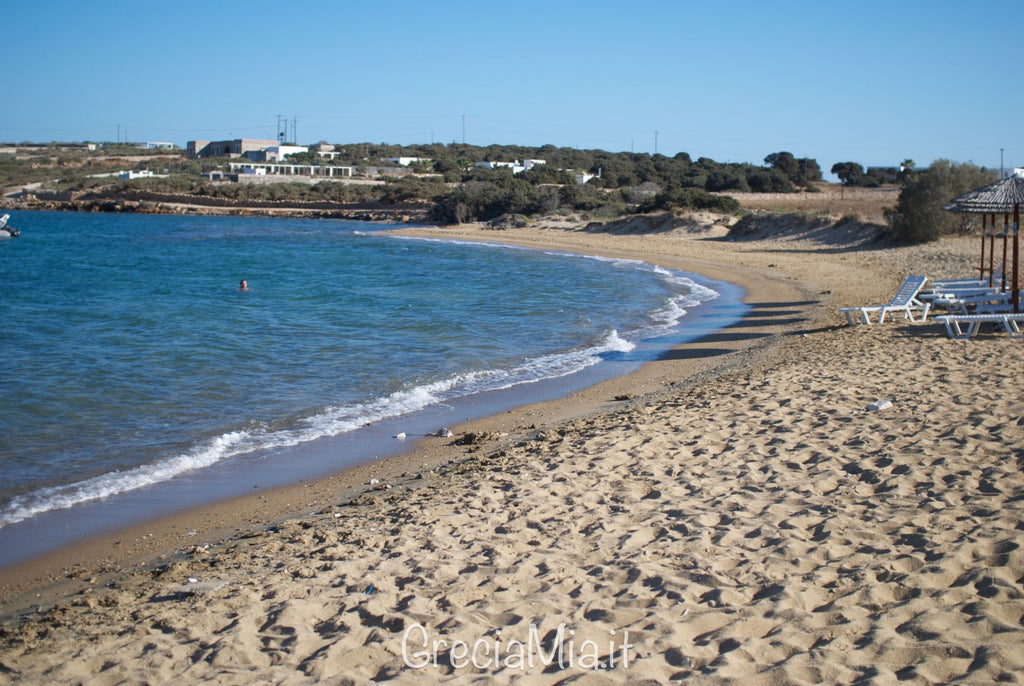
[322,143,822,194]
[321,144,824,222]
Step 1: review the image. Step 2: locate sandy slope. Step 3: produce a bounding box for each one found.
[1,217,1022,685]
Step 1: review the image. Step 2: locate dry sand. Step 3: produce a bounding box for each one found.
[1,215,1022,685]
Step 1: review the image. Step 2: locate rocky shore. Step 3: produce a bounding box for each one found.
[0,193,431,223]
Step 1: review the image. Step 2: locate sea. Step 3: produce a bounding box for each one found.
[0,211,745,566]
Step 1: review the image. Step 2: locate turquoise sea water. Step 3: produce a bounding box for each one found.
[0,211,730,558]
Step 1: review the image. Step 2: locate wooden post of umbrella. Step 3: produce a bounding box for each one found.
[1014,203,1020,313]
[980,213,987,280]
[989,214,997,286]
[1003,213,1010,291]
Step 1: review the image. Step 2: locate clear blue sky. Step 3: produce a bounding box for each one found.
[6,0,1022,173]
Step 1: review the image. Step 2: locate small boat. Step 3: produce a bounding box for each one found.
[0,213,20,238]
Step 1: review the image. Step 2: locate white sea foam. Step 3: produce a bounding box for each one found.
[0,329,646,526]
[0,431,252,526]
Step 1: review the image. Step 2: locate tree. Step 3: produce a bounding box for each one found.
[886,160,996,243]
[517,164,573,186]
[766,152,821,187]
[831,162,864,188]
[797,157,822,185]
[765,152,799,180]
[705,168,749,192]
[746,168,794,193]
[281,151,320,165]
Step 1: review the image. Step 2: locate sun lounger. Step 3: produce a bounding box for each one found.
[956,292,1014,314]
[922,289,1012,315]
[930,266,1003,290]
[930,277,987,289]
[925,285,999,298]
[839,275,930,325]
[934,313,1024,340]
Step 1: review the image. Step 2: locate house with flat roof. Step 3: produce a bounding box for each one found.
[187,139,279,159]
[474,159,545,175]
[228,162,353,178]
[387,157,432,167]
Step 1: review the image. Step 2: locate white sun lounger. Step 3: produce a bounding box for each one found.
[839,275,930,325]
[935,313,1024,340]
[930,265,1004,290]
[923,289,1013,315]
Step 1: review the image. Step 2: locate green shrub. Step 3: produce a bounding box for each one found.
[642,188,742,214]
[885,160,997,243]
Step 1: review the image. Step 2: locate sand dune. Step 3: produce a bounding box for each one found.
[1,218,1022,684]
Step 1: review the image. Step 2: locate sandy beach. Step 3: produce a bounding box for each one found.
[2,213,1023,684]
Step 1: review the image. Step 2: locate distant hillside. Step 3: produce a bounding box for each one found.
[2,142,916,236]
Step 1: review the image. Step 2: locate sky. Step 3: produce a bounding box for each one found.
[5,0,1022,173]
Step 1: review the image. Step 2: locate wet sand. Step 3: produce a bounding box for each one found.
[1,217,1022,684]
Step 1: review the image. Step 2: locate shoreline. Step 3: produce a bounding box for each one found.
[3,220,1021,683]
[0,221,807,603]
[0,259,743,571]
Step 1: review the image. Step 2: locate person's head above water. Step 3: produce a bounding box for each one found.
[239,279,248,290]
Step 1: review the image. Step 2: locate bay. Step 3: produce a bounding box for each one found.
[0,211,726,540]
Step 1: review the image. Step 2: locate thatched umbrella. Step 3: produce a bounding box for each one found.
[946,174,1023,312]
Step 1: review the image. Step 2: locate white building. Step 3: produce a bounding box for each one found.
[228,162,353,178]
[118,170,155,180]
[385,157,430,166]
[474,159,545,175]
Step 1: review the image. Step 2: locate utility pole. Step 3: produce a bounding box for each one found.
[1001,148,1005,178]
[462,115,466,145]
[117,124,120,144]
[654,131,658,155]
[292,116,298,145]
[277,114,284,143]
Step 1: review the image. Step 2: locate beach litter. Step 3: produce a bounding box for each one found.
[866,400,893,411]
[171,579,228,595]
